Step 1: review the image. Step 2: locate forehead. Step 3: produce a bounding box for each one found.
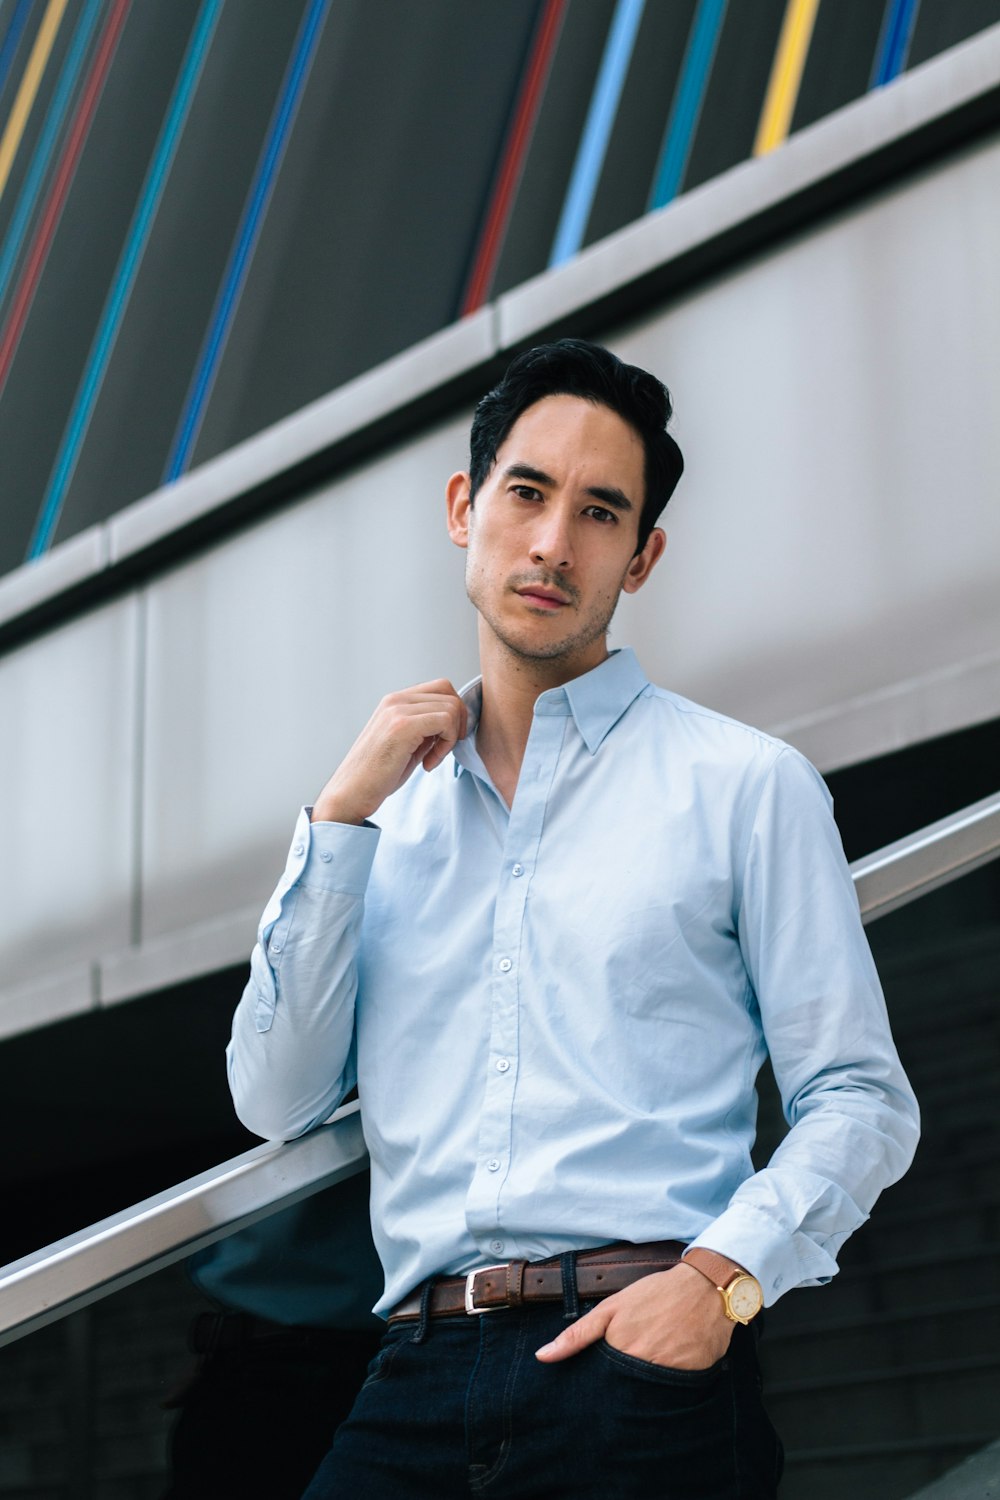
[496,395,645,487]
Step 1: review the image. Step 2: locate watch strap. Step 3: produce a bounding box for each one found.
[682,1247,746,1291]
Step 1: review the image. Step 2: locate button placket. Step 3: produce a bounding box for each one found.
[467,713,568,1252]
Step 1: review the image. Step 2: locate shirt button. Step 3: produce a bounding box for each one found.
[320,850,333,863]
[495,1058,510,1073]
[490,1240,504,1255]
[293,844,304,856]
[270,942,281,954]
[511,863,524,877]
[498,958,512,973]
[488,1158,501,1172]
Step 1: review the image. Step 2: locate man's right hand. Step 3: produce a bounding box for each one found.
[311,680,468,825]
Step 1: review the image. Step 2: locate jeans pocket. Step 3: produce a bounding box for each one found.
[597,1339,728,1386]
[360,1329,408,1390]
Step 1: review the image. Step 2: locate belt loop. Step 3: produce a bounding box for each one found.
[411,1278,436,1344]
[560,1252,580,1321]
[506,1259,527,1307]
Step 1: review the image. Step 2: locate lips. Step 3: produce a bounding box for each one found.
[516,586,569,610]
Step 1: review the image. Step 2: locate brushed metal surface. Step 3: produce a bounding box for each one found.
[0,1102,368,1347]
[854,791,1000,923]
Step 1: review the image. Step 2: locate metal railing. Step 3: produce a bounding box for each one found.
[1,789,998,1349]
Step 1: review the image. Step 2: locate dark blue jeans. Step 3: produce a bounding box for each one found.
[302,1296,783,1498]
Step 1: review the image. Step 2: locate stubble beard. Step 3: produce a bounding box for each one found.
[466,562,626,666]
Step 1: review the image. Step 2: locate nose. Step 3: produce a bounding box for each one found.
[529,508,573,570]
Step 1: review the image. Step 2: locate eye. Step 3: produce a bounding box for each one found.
[584,505,618,525]
[511,485,543,502]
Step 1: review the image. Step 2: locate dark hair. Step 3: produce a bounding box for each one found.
[469,339,683,552]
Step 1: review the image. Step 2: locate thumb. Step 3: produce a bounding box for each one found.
[535,1301,614,1363]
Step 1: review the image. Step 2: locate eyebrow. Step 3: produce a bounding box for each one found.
[503,463,634,513]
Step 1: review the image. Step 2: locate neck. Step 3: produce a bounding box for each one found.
[474,623,608,803]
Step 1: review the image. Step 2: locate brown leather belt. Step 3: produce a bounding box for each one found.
[388,1240,686,1322]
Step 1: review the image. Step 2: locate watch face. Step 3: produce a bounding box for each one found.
[728,1276,762,1320]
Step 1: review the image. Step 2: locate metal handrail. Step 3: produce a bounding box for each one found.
[853,790,1000,923]
[2,790,998,1348]
[0,1102,368,1348]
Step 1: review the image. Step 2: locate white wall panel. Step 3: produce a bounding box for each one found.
[140,417,479,938]
[607,133,1000,741]
[0,599,138,991]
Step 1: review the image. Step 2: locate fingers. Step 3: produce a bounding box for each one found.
[377,682,468,753]
[312,681,467,824]
[535,1301,614,1362]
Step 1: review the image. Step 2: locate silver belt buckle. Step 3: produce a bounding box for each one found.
[465,1264,507,1314]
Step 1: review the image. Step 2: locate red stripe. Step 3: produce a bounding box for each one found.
[461,0,566,316]
[0,0,131,395]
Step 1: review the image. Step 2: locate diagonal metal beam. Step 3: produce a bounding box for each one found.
[0,1102,368,1347]
[854,790,1000,923]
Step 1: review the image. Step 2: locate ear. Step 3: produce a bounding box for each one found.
[446,471,472,550]
[621,527,666,594]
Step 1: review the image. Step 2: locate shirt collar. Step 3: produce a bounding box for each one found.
[452,648,649,776]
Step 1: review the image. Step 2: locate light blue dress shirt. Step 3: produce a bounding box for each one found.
[228,648,918,1317]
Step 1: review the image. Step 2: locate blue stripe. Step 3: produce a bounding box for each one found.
[0,0,33,99]
[549,0,646,267]
[0,0,104,307]
[648,0,727,211]
[872,0,921,87]
[27,0,223,559]
[164,0,330,482]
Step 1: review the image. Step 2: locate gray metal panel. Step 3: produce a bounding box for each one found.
[0,598,139,992]
[139,414,480,939]
[497,20,1000,347]
[770,651,1000,773]
[0,528,107,633]
[603,127,1000,750]
[109,313,495,566]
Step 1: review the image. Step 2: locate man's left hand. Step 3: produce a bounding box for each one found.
[534,1262,734,1370]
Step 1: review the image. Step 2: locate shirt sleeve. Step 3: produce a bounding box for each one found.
[687,747,920,1304]
[226,806,380,1141]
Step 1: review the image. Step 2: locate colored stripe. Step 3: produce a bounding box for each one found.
[0,0,33,100]
[0,0,131,399]
[164,0,329,483]
[872,0,921,86]
[27,0,223,560]
[0,0,69,205]
[549,0,645,268]
[753,0,820,156]
[648,0,727,211]
[0,0,104,305]
[460,0,566,315]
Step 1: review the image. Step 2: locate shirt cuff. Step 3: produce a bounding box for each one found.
[686,1202,837,1307]
[291,806,380,894]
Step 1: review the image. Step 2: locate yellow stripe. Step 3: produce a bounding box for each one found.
[0,0,70,204]
[753,0,820,157]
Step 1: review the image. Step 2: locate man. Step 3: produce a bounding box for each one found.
[228,340,918,1498]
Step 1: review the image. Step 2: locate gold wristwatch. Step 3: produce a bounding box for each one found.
[682,1248,763,1326]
